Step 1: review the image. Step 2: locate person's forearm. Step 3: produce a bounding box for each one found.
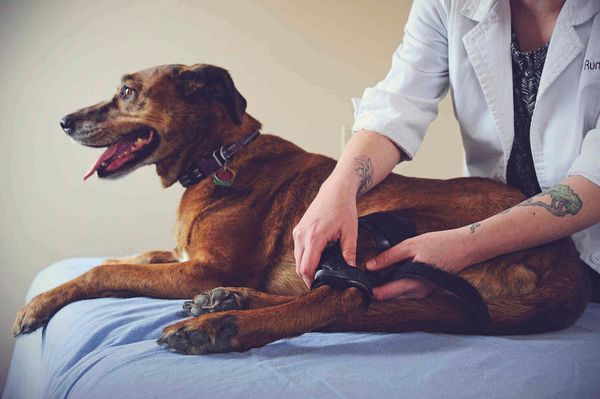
[324,129,405,196]
[460,175,600,266]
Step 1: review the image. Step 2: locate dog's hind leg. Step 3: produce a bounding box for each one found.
[102,250,179,265]
[322,256,590,336]
[12,260,237,336]
[318,292,481,334]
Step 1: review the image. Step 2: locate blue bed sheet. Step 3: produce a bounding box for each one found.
[3,258,600,399]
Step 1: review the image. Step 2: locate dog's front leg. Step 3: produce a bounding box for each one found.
[12,261,226,336]
[182,287,298,317]
[102,250,180,265]
[158,286,368,354]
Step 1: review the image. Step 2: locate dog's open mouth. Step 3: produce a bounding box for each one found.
[84,128,159,180]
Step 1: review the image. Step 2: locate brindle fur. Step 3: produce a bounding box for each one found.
[12,64,590,354]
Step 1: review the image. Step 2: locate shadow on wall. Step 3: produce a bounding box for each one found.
[0,0,462,390]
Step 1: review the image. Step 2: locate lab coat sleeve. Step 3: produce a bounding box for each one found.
[567,114,600,187]
[351,0,450,160]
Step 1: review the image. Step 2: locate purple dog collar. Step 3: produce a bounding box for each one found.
[178,130,260,188]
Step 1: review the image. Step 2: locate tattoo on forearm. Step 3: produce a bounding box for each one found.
[354,157,373,196]
[470,222,481,233]
[512,184,583,217]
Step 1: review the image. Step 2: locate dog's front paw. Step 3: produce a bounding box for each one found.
[183,287,246,317]
[157,313,240,355]
[12,295,53,336]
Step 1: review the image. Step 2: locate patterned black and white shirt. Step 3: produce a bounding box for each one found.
[506,31,549,197]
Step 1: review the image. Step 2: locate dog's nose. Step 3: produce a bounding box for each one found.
[60,116,74,134]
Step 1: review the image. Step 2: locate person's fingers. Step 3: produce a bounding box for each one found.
[340,221,358,267]
[298,234,327,288]
[292,226,305,273]
[372,279,422,301]
[366,241,414,271]
[294,242,304,277]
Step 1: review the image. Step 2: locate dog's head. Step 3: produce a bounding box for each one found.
[61,64,250,186]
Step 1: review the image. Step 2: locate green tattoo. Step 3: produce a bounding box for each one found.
[516,184,583,217]
[354,157,373,196]
[470,222,481,233]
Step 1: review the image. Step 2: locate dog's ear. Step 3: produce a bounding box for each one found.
[178,64,247,125]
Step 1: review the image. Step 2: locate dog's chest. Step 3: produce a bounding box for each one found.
[174,187,266,258]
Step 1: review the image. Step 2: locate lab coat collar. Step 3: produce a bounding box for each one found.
[462,0,514,181]
[461,0,499,22]
[537,5,585,98]
[462,0,600,26]
[566,0,600,26]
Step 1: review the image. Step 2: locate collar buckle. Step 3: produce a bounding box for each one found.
[178,130,260,188]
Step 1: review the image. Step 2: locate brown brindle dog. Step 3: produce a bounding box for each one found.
[12,64,591,354]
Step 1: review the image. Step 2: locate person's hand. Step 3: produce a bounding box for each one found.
[293,179,358,288]
[365,228,473,301]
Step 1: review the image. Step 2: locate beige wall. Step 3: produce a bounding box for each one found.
[0,0,462,389]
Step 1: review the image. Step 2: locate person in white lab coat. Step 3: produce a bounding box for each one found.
[293,0,600,302]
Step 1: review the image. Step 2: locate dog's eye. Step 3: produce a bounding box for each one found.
[120,86,136,99]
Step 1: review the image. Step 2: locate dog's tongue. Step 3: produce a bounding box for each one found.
[83,143,120,181]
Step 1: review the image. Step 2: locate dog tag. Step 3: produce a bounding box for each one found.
[212,167,235,187]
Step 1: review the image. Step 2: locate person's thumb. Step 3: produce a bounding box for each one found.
[340,222,358,267]
[366,242,413,271]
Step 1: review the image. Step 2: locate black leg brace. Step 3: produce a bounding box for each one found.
[311,212,490,331]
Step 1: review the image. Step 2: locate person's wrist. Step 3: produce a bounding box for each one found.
[455,225,487,269]
[321,172,359,197]
[449,227,481,272]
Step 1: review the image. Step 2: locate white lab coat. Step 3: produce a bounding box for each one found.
[352,0,600,271]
